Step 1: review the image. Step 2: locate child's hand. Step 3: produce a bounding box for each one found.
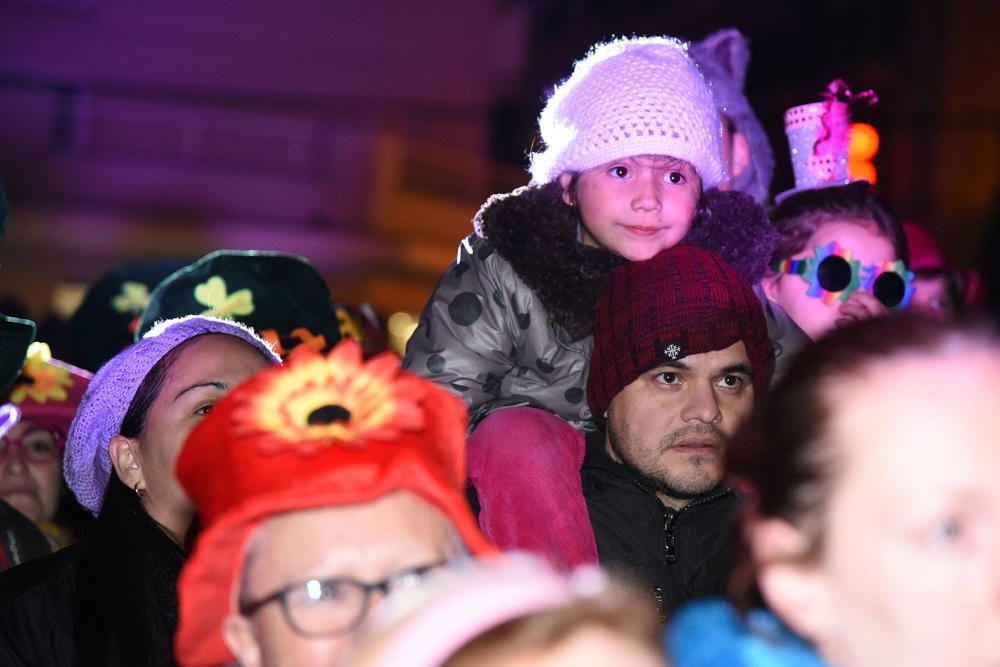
[835,290,888,329]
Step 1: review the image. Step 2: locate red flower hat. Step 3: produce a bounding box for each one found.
[1,342,91,436]
[174,339,494,666]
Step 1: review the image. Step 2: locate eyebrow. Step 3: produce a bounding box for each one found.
[648,361,754,376]
[653,360,690,372]
[173,381,228,403]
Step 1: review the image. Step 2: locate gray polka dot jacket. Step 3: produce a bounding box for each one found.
[404,182,783,431]
[406,234,599,430]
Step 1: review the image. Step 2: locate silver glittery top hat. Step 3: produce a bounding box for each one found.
[775,80,878,203]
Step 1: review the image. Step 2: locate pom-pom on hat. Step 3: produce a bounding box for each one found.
[63,315,279,515]
[2,342,91,436]
[174,339,496,667]
[137,250,343,359]
[529,36,725,187]
[587,245,773,427]
[776,79,878,204]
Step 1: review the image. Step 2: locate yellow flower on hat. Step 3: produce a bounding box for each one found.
[335,306,367,342]
[233,340,426,455]
[194,276,255,319]
[9,343,74,405]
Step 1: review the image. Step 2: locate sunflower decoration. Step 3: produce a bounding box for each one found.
[233,340,427,455]
[8,343,74,405]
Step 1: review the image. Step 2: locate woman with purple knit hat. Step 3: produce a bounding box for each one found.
[0,315,279,667]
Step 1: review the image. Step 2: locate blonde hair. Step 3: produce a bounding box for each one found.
[443,580,662,666]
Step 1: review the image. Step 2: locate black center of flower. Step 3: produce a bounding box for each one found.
[307,404,352,426]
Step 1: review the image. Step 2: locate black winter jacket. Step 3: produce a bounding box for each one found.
[0,477,184,666]
[581,430,741,617]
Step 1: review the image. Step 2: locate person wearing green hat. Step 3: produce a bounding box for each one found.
[0,315,53,572]
[137,249,343,359]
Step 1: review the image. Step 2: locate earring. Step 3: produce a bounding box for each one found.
[134,483,147,500]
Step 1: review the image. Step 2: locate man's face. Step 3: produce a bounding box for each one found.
[605,341,754,508]
[224,491,460,667]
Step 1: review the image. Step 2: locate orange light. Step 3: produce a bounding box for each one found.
[849,159,877,185]
[849,123,879,160]
[849,122,879,184]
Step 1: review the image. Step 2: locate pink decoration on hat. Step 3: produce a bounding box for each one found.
[777,79,878,203]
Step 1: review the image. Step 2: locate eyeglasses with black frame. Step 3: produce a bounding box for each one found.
[238,561,445,637]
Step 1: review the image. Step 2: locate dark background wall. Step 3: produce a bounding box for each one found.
[1,0,998,333]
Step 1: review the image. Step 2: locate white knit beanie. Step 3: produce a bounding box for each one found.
[529,36,725,187]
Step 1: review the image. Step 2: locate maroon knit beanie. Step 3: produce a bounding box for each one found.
[587,245,774,428]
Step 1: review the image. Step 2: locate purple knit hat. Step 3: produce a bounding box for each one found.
[587,246,774,428]
[64,315,280,515]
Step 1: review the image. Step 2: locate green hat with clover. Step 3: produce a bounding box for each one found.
[0,314,35,393]
[69,259,189,373]
[136,250,343,359]
[0,180,7,242]
[0,182,33,392]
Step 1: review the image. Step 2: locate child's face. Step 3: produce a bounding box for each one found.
[762,221,895,340]
[560,155,700,261]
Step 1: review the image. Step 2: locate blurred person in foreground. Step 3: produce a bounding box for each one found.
[669,315,1000,666]
[345,553,665,667]
[173,339,494,667]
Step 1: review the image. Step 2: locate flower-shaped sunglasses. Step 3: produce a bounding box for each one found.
[771,241,914,309]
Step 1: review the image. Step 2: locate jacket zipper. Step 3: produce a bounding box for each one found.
[630,480,731,564]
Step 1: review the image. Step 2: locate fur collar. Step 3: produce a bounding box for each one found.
[475,182,625,340]
[474,183,778,341]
